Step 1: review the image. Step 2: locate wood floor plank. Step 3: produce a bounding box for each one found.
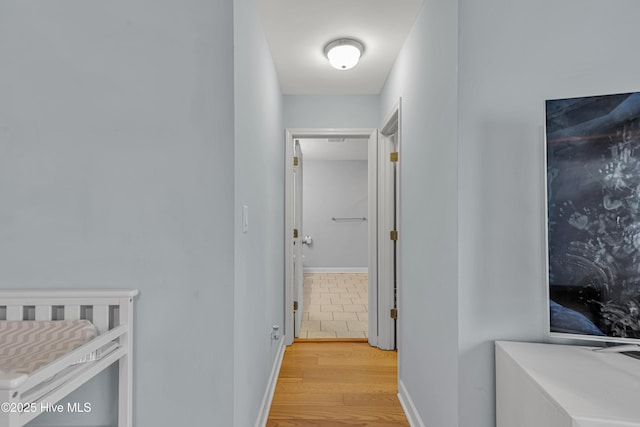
[267,421,403,427]
[271,392,345,406]
[273,382,399,394]
[343,393,404,407]
[317,353,397,367]
[267,342,409,426]
[268,405,408,421]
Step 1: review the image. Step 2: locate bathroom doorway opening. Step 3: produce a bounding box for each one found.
[296,136,371,340]
[286,103,401,350]
[284,122,400,351]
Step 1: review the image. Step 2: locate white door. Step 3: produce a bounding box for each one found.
[293,140,304,338]
[378,103,400,351]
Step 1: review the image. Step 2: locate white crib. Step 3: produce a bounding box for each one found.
[0,289,138,427]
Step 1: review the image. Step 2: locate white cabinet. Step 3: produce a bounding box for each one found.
[496,341,640,427]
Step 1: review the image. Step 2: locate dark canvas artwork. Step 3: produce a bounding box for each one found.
[547,92,640,340]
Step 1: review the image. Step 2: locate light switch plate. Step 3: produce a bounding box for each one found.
[242,205,249,233]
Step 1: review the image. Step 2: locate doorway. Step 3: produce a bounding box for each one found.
[285,123,403,350]
[297,137,370,339]
[285,129,378,347]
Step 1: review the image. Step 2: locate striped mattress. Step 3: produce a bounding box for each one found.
[0,320,98,375]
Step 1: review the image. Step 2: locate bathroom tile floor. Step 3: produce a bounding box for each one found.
[299,272,368,339]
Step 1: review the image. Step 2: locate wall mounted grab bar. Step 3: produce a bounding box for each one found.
[332,217,367,222]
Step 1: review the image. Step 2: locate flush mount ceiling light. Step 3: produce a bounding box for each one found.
[324,38,364,70]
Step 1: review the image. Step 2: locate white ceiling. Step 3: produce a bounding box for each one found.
[257,0,423,95]
[299,139,369,161]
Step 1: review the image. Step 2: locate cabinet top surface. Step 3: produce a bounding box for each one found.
[496,341,640,424]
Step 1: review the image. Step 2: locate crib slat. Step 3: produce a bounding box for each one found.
[35,305,52,320]
[65,305,81,320]
[118,296,134,426]
[6,305,22,320]
[93,304,109,333]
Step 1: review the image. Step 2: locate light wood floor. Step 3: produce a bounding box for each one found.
[267,342,409,427]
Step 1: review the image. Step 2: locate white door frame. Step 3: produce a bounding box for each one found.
[377,100,402,351]
[284,128,378,346]
[293,141,304,338]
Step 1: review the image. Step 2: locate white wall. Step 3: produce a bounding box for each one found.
[379,0,459,426]
[457,1,640,426]
[303,160,368,269]
[233,0,284,426]
[0,1,235,426]
[284,95,379,129]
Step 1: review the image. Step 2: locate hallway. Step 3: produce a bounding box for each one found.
[267,342,409,426]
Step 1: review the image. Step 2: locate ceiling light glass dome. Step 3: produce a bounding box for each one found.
[324,39,364,70]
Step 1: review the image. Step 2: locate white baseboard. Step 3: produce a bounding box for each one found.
[303,267,368,273]
[254,339,286,427]
[398,379,426,427]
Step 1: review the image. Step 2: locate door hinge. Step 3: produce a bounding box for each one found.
[293,301,298,311]
[293,229,299,238]
[390,152,399,162]
[293,156,299,167]
[390,230,398,241]
[390,308,398,320]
